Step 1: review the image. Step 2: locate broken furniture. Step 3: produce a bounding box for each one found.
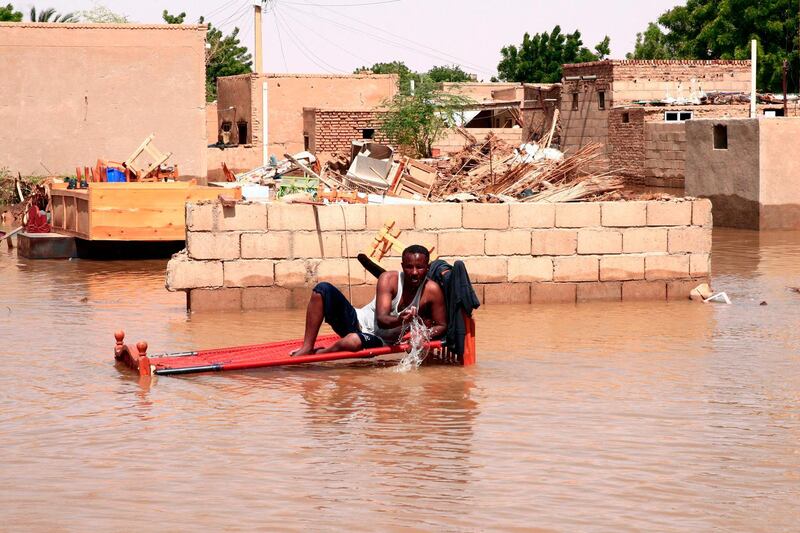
[357,220,438,277]
[122,134,178,182]
[389,158,437,199]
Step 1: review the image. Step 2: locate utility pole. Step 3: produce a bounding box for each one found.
[254,0,263,74]
[783,59,788,117]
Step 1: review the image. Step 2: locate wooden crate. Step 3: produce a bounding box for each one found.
[50,182,241,241]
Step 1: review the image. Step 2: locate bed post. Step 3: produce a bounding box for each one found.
[462,312,476,366]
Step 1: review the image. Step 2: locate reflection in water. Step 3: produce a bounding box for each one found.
[1,228,799,530]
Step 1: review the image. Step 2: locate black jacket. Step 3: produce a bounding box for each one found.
[427,259,480,356]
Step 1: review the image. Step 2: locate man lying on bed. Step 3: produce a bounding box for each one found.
[290,244,447,356]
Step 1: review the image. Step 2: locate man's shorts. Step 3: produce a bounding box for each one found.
[313,282,385,349]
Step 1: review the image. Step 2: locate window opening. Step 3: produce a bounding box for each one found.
[622,112,630,123]
[237,121,248,145]
[665,111,693,122]
[572,92,579,111]
[362,128,375,139]
[598,91,606,110]
[713,124,728,150]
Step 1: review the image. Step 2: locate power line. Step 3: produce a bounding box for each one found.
[281,0,401,5]
[278,5,372,65]
[274,8,346,73]
[270,8,290,71]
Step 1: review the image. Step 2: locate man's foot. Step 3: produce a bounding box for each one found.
[289,345,319,357]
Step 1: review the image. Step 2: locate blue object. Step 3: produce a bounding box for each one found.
[106,168,126,182]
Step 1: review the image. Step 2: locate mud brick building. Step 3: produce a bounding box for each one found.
[558,59,800,188]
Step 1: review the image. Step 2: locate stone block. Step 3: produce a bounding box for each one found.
[292,231,342,258]
[166,257,223,290]
[622,227,668,253]
[189,288,241,312]
[554,256,599,282]
[187,232,240,260]
[692,199,713,227]
[507,256,553,282]
[485,230,531,255]
[347,284,378,308]
[316,258,366,286]
[223,259,275,287]
[415,203,462,229]
[462,204,509,229]
[530,282,576,303]
[647,201,692,226]
[186,202,215,231]
[668,227,711,254]
[555,202,601,227]
[577,229,622,254]
[461,257,508,283]
[601,201,647,227]
[437,230,485,256]
[531,229,577,255]
[289,287,312,309]
[622,280,667,301]
[217,202,267,231]
[275,260,316,287]
[241,287,292,310]
[267,204,319,231]
[690,253,710,277]
[510,202,555,228]
[483,283,531,305]
[313,205,366,231]
[645,255,690,280]
[399,231,438,256]
[600,255,644,281]
[667,280,699,301]
[365,205,415,230]
[577,282,622,302]
[240,232,292,259]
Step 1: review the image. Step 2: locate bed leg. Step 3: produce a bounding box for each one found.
[462,313,476,366]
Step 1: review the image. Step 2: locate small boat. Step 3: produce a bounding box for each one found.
[113,315,476,377]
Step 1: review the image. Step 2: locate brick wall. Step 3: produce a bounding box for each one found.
[645,122,687,188]
[560,62,613,166]
[166,199,713,311]
[304,108,388,154]
[608,108,646,185]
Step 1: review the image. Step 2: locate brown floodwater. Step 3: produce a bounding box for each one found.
[1,228,799,531]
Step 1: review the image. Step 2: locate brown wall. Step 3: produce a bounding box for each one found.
[439,82,519,102]
[206,102,218,144]
[0,23,207,177]
[644,122,686,188]
[304,108,387,155]
[560,62,613,161]
[758,119,800,229]
[608,108,646,184]
[216,75,254,145]
[685,118,760,228]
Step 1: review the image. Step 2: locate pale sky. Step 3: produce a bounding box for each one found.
[31,0,681,79]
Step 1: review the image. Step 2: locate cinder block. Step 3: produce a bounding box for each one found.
[647,201,692,226]
[437,231,485,256]
[507,256,553,282]
[531,282,576,303]
[186,202,216,231]
[398,231,438,256]
[510,202,555,228]
[415,203,462,229]
[289,287,312,309]
[461,257,508,283]
[462,204,509,229]
[577,229,622,254]
[187,232,240,260]
[645,255,690,280]
[483,283,531,305]
[690,253,710,277]
[365,205,415,230]
[555,202,601,227]
[601,201,647,227]
[347,284,378,307]
[668,227,711,254]
[241,232,291,259]
[622,280,667,301]
[223,259,275,287]
[554,256,599,282]
[292,231,342,258]
[267,204,319,231]
[316,258,366,286]
[600,255,644,281]
[166,257,223,289]
[217,202,267,231]
[275,260,315,287]
[485,230,531,255]
[313,205,366,231]
[577,282,622,302]
[622,227,668,253]
[531,229,577,255]
[189,288,242,312]
[667,280,699,301]
[241,287,292,310]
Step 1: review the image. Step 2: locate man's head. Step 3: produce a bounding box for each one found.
[401,244,430,289]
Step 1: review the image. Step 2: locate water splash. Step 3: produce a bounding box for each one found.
[395,315,431,372]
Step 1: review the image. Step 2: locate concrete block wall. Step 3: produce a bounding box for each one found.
[167,199,712,312]
[644,122,687,188]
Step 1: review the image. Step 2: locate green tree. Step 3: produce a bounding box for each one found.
[0,3,22,21]
[380,81,474,158]
[426,64,474,83]
[631,0,800,91]
[163,10,252,102]
[496,26,611,83]
[627,22,674,59]
[29,6,77,22]
[355,61,421,95]
[77,3,129,23]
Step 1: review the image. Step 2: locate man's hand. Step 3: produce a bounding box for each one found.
[398,306,418,323]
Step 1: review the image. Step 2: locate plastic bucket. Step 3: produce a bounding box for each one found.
[107,168,126,182]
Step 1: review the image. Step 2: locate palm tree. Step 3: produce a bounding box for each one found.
[29,6,77,22]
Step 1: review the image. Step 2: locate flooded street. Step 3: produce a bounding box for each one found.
[1,228,799,531]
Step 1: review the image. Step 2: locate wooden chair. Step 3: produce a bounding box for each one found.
[123,134,172,181]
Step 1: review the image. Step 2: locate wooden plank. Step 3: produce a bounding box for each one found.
[90,225,184,241]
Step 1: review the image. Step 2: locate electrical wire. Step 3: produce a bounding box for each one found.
[205,0,246,20]
[281,0,401,5]
[278,5,372,65]
[215,0,253,28]
[274,8,346,73]
[270,8,290,71]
